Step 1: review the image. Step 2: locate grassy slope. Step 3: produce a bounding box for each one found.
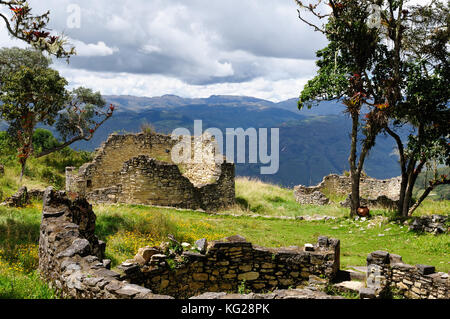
[0,174,449,298]
[92,202,450,272]
[0,147,92,201]
[0,204,56,299]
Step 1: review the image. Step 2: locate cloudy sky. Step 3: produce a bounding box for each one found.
[0,0,329,102]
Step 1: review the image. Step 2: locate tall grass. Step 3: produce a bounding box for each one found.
[0,205,56,299]
[0,147,92,200]
[229,177,349,218]
[94,204,226,267]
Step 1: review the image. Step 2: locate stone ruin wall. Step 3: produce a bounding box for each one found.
[118,235,340,298]
[363,251,449,299]
[38,187,340,299]
[182,135,222,186]
[38,187,448,299]
[38,188,172,299]
[65,132,235,211]
[325,174,401,199]
[294,174,402,207]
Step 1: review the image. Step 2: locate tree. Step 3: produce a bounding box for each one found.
[32,128,61,154]
[1,64,68,179]
[383,2,450,216]
[35,87,115,158]
[296,0,386,216]
[0,47,50,89]
[0,48,114,180]
[0,0,75,59]
[295,0,449,216]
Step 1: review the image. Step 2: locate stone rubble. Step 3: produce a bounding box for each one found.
[0,186,44,207]
[294,174,401,209]
[407,215,448,234]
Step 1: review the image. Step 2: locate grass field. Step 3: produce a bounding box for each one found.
[0,177,448,298]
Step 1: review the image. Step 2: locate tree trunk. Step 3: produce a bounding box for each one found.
[397,173,408,216]
[384,127,407,217]
[349,112,360,216]
[401,162,423,217]
[402,180,414,217]
[350,170,361,216]
[408,187,432,216]
[19,160,26,183]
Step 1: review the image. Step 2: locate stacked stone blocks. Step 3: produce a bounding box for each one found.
[362,251,448,299]
[118,235,340,298]
[294,174,401,208]
[65,132,235,211]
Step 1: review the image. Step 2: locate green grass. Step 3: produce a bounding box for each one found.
[412,199,450,216]
[0,203,57,299]
[0,145,92,201]
[229,177,349,218]
[0,269,57,299]
[0,176,448,299]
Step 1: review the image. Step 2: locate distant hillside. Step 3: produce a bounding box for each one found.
[1,94,410,187]
[68,95,408,187]
[104,94,275,112]
[414,167,450,200]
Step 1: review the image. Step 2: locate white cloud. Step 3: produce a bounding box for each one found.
[105,14,132,32]
[0,0,324,100]
[70,40,118,57]
[141,44,162,54]
[56,66,309,102]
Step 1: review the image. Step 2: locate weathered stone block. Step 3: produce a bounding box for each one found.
[416,265,435,276]
[367,251,390,265]
[195,238,207,254]
[359,287,378,299]
[239,265,252,272]
[238,272,259,281]
[193,273,209,281]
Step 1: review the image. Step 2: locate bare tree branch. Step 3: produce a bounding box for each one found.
[408,178,449,216]
[35,113,112,158]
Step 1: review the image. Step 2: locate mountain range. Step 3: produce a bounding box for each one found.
[66,94,405,187]
[0,94,407,187]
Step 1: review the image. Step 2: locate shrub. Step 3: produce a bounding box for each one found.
[140,122,155,135]
[40,167,64,189]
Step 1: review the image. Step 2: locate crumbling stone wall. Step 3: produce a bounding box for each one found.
[117,235,340,298]
[339,194,399,210]
[294,174,401,208]
[0,186,44,207]
[408,215,448,234]
[38,187,172,299]
[38,188,340,299]
[66,132,235,211]
[39,188,447,300]
[361,251,449,299]
[182,135,222,186]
